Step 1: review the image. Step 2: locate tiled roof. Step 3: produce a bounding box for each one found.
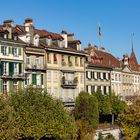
[85,46,122,68]
[94,50,122,68]
[128,49,139,71]
[15,25,63,40]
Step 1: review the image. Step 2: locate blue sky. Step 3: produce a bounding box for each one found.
[1,0,140,62]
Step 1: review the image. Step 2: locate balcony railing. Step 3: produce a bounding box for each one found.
[1,73,25,79]
[25,64,47,70]
[61,77,78,88]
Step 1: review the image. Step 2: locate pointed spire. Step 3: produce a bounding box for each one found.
[131,33,134,52]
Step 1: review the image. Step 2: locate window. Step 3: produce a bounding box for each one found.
[3,81,7,94]
[32,74,37,85]
[41,74,44,85]
[14,63,18,75]
[80,57,83,67]
[12,48,18,56]
[53,54,57,64]
[26,55,30,65]
[47,87,51,94]
[3,62,7,75]
[1,46,8,55]
[47,53,51,63]
[75,57,78,66]
[53,87,58,97]
[47,70,51,82]
[53,71,58,82]
[35,56,40,66]
[80,73,84,83]
[25,73,30,85]
[13,81,18,90]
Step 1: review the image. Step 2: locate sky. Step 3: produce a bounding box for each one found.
[1,0,140,62]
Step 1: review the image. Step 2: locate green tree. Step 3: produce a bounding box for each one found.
[72,91,99,140]
[104,133,116,140]
[0,87,77,139]
[117,99,140,140]
[98,132,104,140]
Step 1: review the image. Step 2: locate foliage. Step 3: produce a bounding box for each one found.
[72,91,99,140]
[104,133,116,140]
[93,88,126,123]
[117,99,140,140]
[98,132,104,140]
[0,87,77,139]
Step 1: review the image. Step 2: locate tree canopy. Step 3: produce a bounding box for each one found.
[72,91,99,140]
[117,99,140,140]
[0,87,77,140]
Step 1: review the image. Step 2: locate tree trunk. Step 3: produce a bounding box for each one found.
[112,113,114,124]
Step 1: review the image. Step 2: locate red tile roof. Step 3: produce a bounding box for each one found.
[128,49,139,71]
[85,46,122,68]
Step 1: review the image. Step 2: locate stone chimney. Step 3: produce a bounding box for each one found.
[61,30,68,48]
[24,18,34,33]
[3,19,14,39]
[123,54,129,65]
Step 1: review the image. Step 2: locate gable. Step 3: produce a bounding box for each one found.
[122,66,132,73]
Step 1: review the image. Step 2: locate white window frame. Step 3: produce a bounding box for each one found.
[13,48,18,56]
[26,56,30,65]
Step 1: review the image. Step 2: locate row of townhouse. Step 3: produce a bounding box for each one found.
[85,44,140,100]
[0,18,139,104]
[0,19,88,104]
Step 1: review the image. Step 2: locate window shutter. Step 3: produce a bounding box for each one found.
[32,74,36,85]
[0,80,3,93]
[19,63,22,74]
[1,46,4,53]
[18,48,21,55]
[9,47,12,54]
[9,62,14,76]
[41,74,43,85]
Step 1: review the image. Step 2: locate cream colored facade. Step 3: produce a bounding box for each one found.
[24,47,46,89]
[0,40,25,94]
[111,66,140,99]
[86,64,111,94]
[46,50,86,103]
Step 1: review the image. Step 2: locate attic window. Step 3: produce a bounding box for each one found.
[4,34,7,39]
[14,36,17,40]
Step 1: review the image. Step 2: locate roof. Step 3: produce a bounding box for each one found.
[85,46,122,68]
[128,49,139,71]
[16,25,63,40]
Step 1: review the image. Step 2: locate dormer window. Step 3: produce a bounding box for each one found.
[14,36,17,41]
[33,35,39,46]
[46,37,52,46]
[4,34,7,39]
[26,34,31,43]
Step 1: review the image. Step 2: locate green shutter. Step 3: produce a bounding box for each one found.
[0,80,3,93]
[1,62,3,76]
[41,74,43,85]
[9,62,14,76]
[18,48,21,55]
[19,63,22,74]
[32,74,36,85]
[1,46,4,54]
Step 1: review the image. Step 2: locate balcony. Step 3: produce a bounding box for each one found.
[68,61,73,66]
[61,76,78,88]
[61,61,66,66]
[25,64,47,71]
[1,73,25,79]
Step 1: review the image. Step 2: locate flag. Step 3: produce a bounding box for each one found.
[98,23,101,37]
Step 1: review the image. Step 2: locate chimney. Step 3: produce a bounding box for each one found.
[3,19,14,27]
[24,18,34,32]
[123,54,129,65]
[3,19,14,39]
[61,30,68,48]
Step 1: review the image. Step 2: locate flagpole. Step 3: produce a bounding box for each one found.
[98,22,102,48]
